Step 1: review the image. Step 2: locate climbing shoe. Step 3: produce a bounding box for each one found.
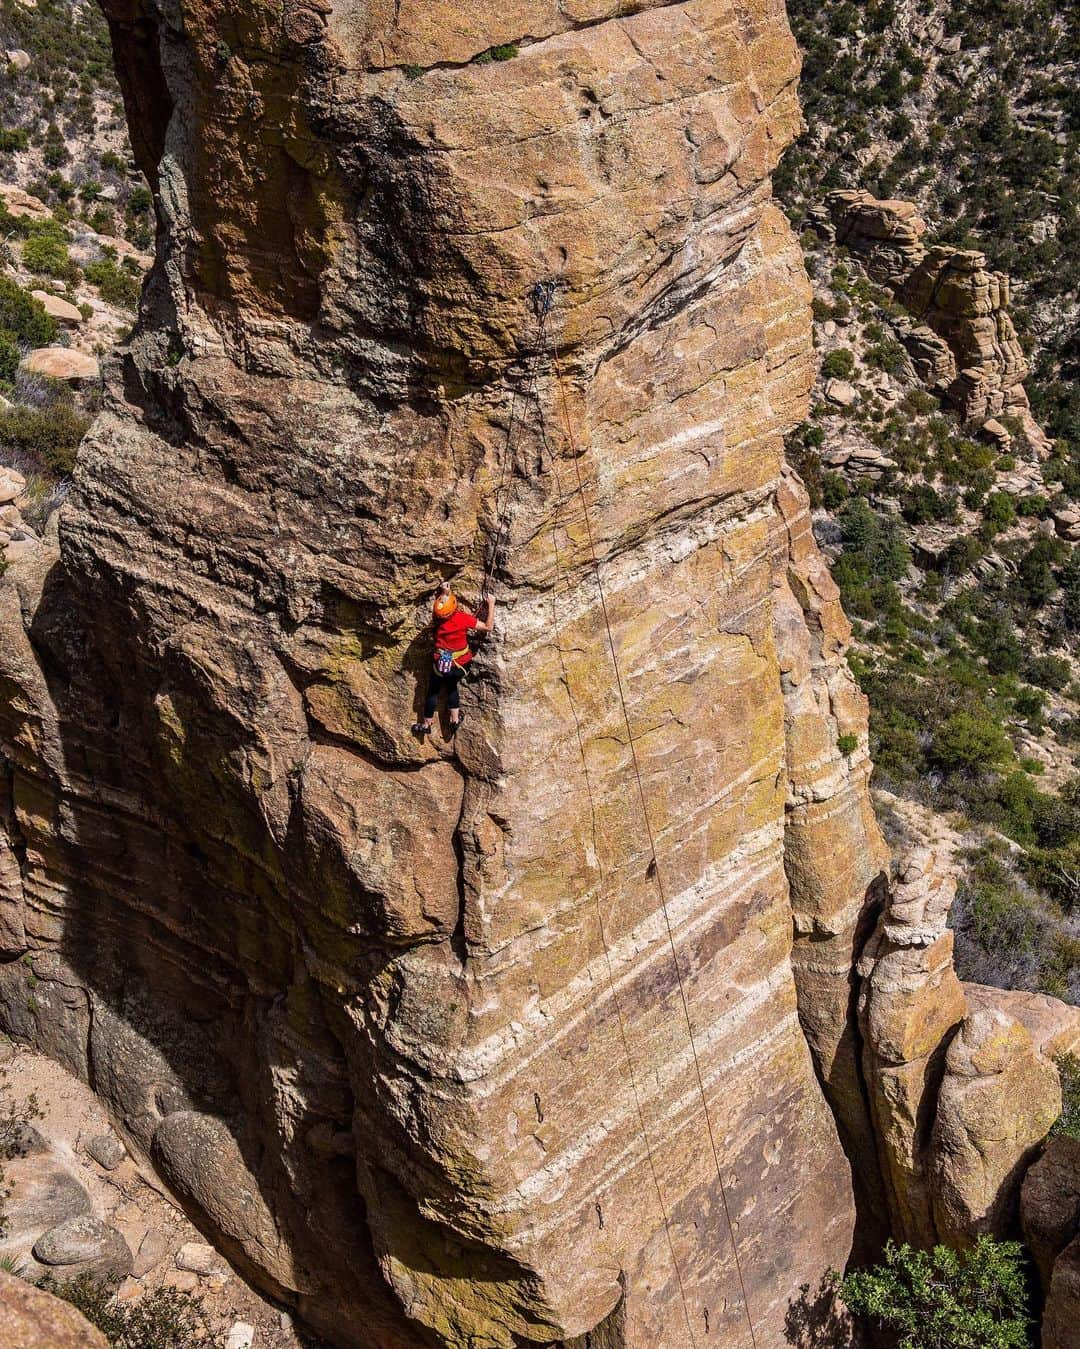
[449,714,464,737]
[412,721,431,737]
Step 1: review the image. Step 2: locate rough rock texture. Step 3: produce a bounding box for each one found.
[856,839,965,1247]
[825,189,1042,439]
[0,2,1069,1346]
[1021,1135,1080,1289]
[1043,1241,1080,1349]
[929,1009,1060,1246]
[0,1,884,1344]
[33,1213,135,1282]
[0,1268,110,1349]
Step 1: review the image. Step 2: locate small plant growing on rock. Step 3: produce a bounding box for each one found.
[837,733,859,755]
[475,43,519,63]
[836,1236,1031,1348]
[1052,1053,1080,1140]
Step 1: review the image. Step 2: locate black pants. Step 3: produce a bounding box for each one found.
[423,667,464,719]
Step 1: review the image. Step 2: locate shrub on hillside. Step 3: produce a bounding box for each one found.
[0,276,58,349]
[836,1236,1031,1349]
[1052,1053,1080,1140]
[929,709,1012,775]
[821,347,856,380]
[0,397,90,475]
[39,1275,221,1349]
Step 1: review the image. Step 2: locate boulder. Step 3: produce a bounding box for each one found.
[0,1268,109,1348]
[5,49,31,71]
[0,1153,91,1263]
[930,1009,1061,1245]
[226,1322,256,1349]
[1044,1237,1080,1349]
[152,1111,299,1289]
[0,184,49,219]
[20,348,99,383]
[33,1215,134,1282]
[31,291,83,325]
[84,1132,126,1171]
[132,1226,170,1277]
[980,417,1010,446]
[1022,1136,1080,1289]
[965,984,1080,1063]
[175,1240,221,1275]
[0,469,26,506]
[824,377,856,406]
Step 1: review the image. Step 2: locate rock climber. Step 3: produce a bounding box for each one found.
[412,583,495,738]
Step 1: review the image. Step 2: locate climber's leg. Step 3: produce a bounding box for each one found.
[447,669,464,731]
[413,673,445,735]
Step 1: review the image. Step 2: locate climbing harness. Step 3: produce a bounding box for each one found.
[489,279,761,1348]
[434,646,470,676]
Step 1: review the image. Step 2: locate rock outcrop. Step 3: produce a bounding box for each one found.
[0,1,880,1345]
[825,189,1043,441]
[1022,1137,1080,1349]
[0,1268,109,1349]
[0,3,1071,1347]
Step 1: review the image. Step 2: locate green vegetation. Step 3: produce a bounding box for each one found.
[0,392,90,476]
[1052,1053,1080,1140]
[0,275,56,350]
[820,347,855,380]
[84,255,142,308]
[0,0,149,242]
[779,0,1080,478]
[475,43,519,63]
[39,1275,221,1349]
[21,222,75,281]
[838,732,859,755]
[837,1237,1032,1349]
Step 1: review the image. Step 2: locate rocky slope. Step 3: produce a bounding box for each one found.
[0,1,1076,1347]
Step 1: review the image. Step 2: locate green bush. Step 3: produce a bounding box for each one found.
[821,347,856,379]
[0,128,30,152]
[929,710,1012,775]
[837,1236,1031,1349]
[84,257,141,308]
[0,399,90,475]
[837,732,859,754]
[0,276,58,348]
[475,43,518,63]
[1052,1053,1080,1140]
[21,230,75,281]
[39,1275,219,1349]
[1025,655,1071,692]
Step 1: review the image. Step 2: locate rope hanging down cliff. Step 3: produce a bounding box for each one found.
[536,286,760,1349]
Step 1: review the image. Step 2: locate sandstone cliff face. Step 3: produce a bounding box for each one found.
[0,2,888,1344]
[0,3,1067,1347]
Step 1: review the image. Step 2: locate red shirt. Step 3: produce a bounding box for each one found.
[434,609,478,665]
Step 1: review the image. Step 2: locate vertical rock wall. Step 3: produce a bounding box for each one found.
[0,1,898,1345]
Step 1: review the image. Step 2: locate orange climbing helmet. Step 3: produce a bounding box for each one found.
[433,591,458,620]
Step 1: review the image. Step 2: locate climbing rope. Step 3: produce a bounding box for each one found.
[542,300,761,1349]
[478,281,760,1345]
[536,355,701,1349]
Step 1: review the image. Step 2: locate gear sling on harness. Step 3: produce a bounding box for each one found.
[434,645,469,676]
[485,278,761,1349]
